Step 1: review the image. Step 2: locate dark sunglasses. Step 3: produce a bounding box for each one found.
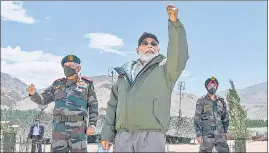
[140,41,158,46]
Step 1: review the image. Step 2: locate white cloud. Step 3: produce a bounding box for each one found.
[1,1,36,24]
[85,33,134,56]
[45,16,50,19]
[44,38,53,41]
[1,46,64,88]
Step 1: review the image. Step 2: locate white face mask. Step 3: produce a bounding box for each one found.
[138,48,159,63]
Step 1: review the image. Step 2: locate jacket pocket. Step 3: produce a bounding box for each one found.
[153,99,170,130]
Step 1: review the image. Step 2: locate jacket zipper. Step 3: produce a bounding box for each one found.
[114,55,163,131]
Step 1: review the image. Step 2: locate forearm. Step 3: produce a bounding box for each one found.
[194,116,202,137]
[100,101,117,141]
[166,19,189,83]
[88,100,98,126]
[29,93,45,105]
[221,105,229,133]
[222,118,229,133]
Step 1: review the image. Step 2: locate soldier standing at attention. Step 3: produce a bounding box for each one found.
[26,54,98,152]
[194,76,230,152]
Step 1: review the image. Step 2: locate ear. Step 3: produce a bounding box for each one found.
[136,48,139,55]
[76,65,81,73]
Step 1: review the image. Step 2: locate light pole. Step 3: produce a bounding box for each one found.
[108,67,117,83]
[178,81,185,119]
[177,81,185,135]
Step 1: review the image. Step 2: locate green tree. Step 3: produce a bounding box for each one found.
[226,80,248,152]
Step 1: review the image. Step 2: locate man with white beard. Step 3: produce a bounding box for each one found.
[100,4,189,152]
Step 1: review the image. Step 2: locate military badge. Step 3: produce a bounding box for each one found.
[204,104,212,111]
[211,76,215,81]
[56,85,64,92]
[68,55,74,61]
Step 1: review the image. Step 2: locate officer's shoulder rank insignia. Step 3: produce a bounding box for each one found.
[198,95,206,101]
[68,55,74,61]
[81,76,94,88]
[81,76,93,83]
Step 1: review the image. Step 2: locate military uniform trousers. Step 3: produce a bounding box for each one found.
[51,120,87,152]
[113,131,166,152]
[199,127,229,153]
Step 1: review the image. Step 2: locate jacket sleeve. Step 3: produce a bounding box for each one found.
[29,83,56,105]
[221,100,229,133]
[194,98,203,137]
[87,82,99,127]
[164,19,189,84]
[100,81,119,142]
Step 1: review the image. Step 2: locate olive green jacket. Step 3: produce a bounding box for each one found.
[101,19,189,141]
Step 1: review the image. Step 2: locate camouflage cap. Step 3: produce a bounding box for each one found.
[61,54,81,67]
[205,76,219,88]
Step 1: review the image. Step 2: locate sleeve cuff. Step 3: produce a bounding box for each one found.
[168,19,183,28]
[100,127,116,142]
[89,125,96,130]
[29,92,38,97]
[196,132,202,137]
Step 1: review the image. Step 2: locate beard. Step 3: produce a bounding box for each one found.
[138,48,159,63]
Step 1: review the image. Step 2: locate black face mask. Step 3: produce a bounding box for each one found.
[64,66,76,77]
[207,88,217,95]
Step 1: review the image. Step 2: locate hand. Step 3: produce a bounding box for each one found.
[26,84,36,96]
[86,126,96,135]
[196,136,203,144]
[166,4,178,22]
[101,140,111,150]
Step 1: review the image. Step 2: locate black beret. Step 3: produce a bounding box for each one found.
[138,32,159,46]
[205,76,219,88]
[61,54,81,67]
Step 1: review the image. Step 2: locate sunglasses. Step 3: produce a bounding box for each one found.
[140,41,158,46]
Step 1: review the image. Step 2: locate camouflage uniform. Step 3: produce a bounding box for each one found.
[194,94,229,152]
[30,55,98,152]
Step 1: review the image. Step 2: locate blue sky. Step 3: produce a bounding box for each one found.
[1,1,267,96]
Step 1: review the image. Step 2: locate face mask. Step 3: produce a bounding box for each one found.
[139,48,159,63]
[207,88,217,95]
[64,66,76,77]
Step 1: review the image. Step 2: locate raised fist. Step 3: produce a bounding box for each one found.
[101,140,111,150]
[26,84,36,96]
[86,126,96,135]
[166,4,178,22]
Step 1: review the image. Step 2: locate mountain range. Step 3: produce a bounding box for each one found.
[1,72,267,120]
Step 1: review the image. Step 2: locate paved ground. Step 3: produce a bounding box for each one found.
[10,140,267,152]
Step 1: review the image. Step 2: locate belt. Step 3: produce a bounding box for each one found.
[211,126,218,130]
[202,126,218,132]
[54,116,87,122]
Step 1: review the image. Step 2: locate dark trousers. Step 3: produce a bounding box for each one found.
[31,135,42,153]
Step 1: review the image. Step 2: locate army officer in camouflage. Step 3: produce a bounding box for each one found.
[26,55,98,152]
[194,77,229,152]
